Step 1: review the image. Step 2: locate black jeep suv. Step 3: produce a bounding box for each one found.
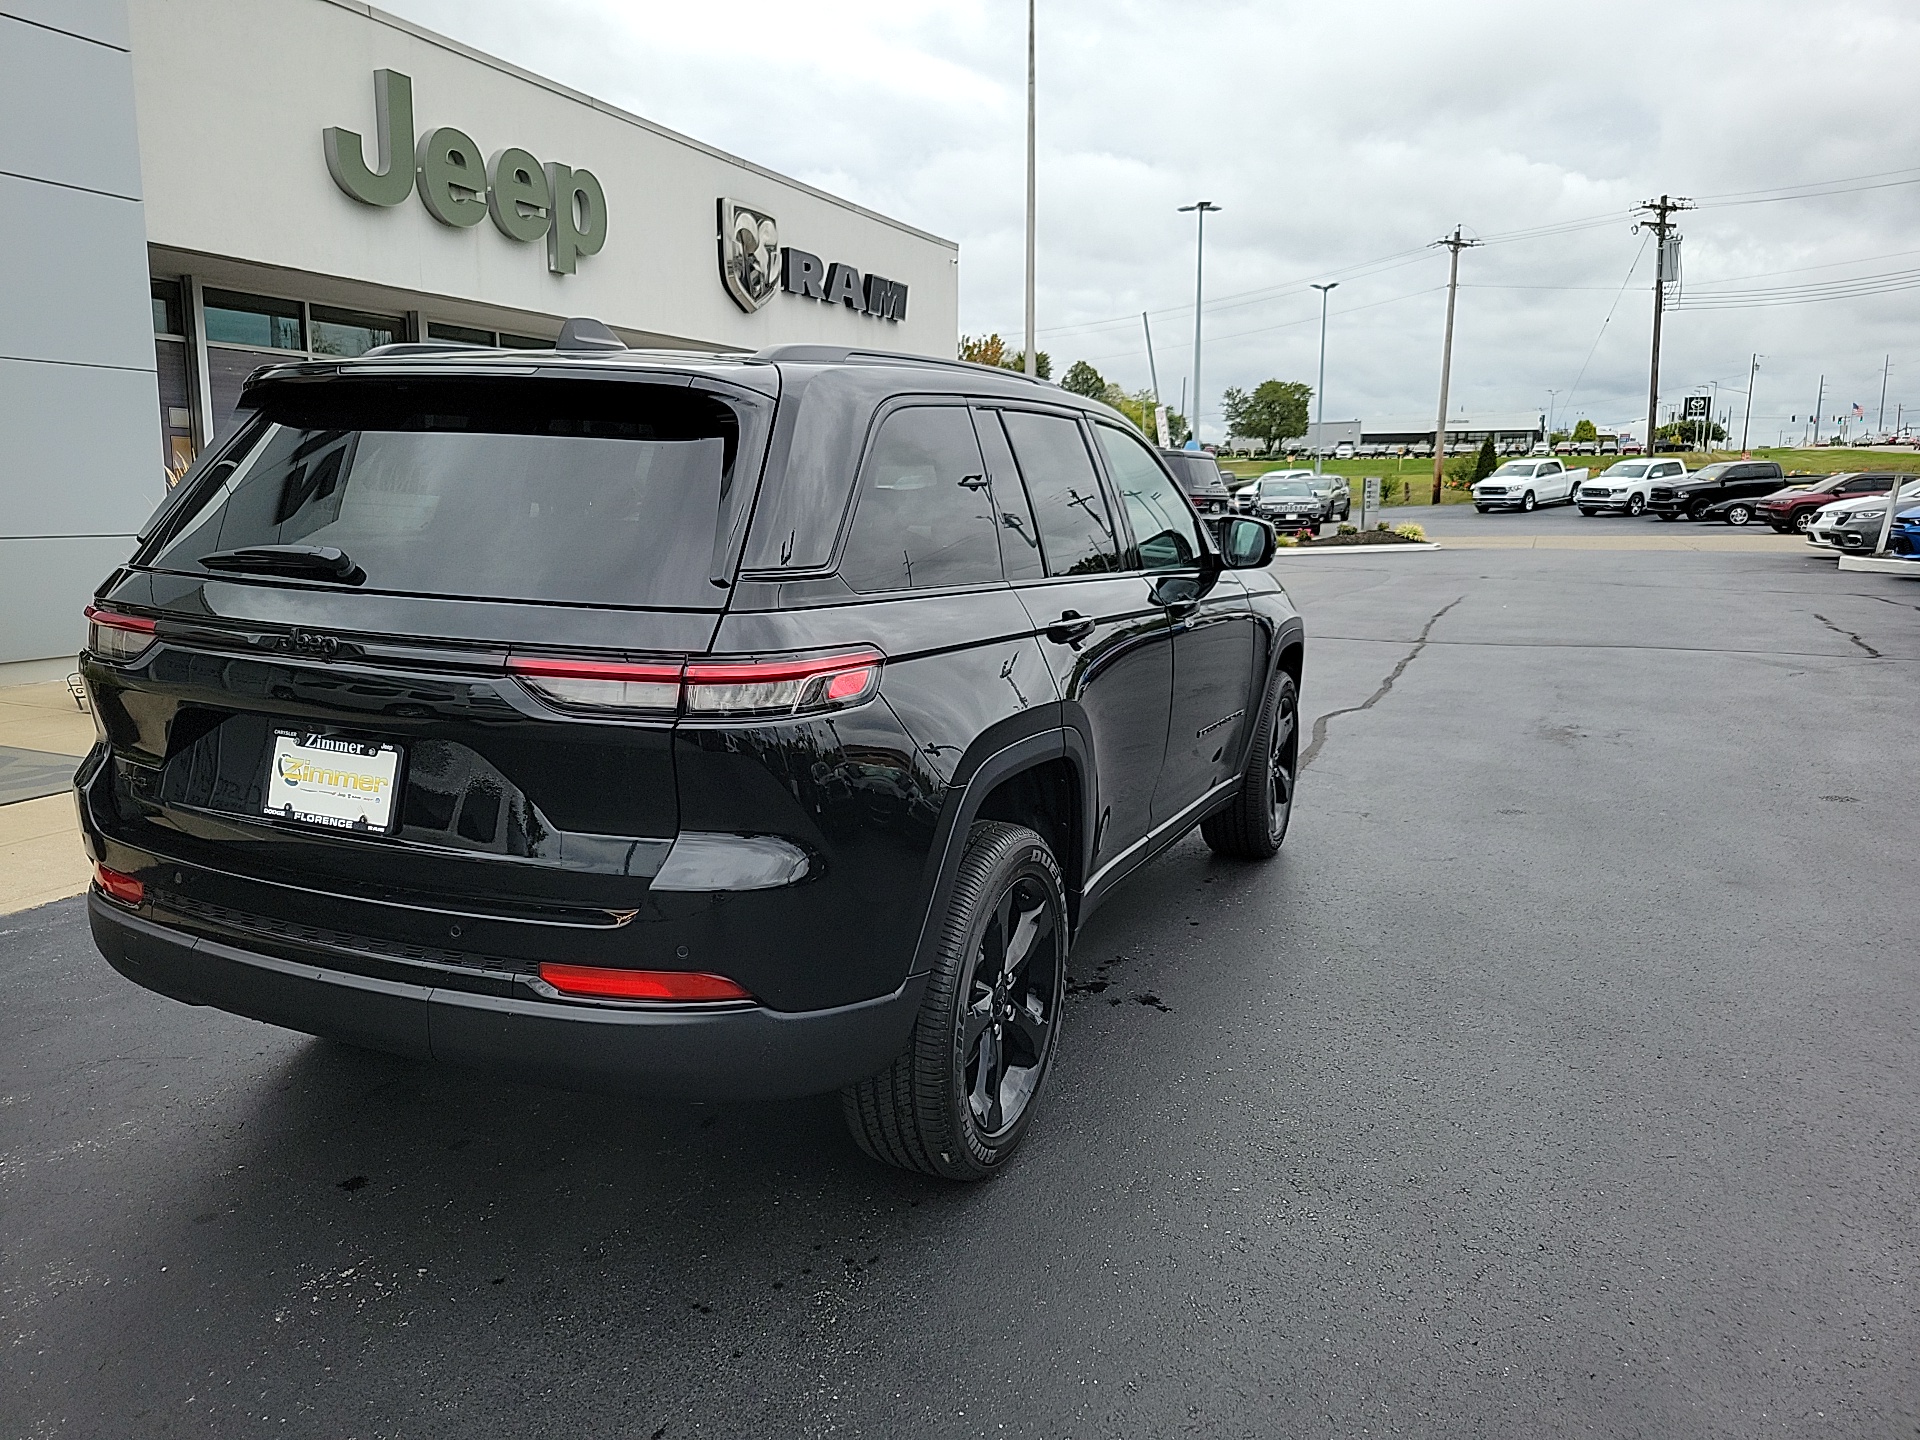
[77,325,1303,1180]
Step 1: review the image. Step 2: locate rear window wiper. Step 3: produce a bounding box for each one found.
[198,544,365,584]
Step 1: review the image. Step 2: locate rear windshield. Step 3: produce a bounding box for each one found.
[1162,453,1228,493]
[146,377,763,609]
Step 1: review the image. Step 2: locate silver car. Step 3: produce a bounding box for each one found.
[1807,479,1920,551]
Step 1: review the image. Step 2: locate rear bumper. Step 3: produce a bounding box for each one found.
[89,894,925,1100]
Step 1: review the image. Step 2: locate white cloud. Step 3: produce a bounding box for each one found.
[383,0,1920,441]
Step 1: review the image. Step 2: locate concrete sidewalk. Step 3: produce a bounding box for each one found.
[0,682,95,915]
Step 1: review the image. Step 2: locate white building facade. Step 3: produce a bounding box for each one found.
[1,0,960,678]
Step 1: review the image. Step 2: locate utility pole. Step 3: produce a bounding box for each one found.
[1311,282,1338,475]
[1741,353,1760,451]
[1430,226,1479,504]
[1633,194,1691,456]
[1546,388,1559,436]
[1141,312,1160,403]
[1022,0,1036,378]
[1179,201,1221,446]
[1878,354,1891,435]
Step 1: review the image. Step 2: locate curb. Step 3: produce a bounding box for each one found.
[1273,542,1441,556]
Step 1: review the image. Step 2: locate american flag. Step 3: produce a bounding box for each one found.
[1852,403,1865,419]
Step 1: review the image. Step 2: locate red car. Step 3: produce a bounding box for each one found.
[1758,472,1902,533]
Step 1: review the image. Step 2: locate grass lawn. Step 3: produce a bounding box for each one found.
[1217,446,1920,507]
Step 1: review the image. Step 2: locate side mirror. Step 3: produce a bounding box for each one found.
[1219,516,1275,569]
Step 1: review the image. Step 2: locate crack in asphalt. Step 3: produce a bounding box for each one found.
[1312,634,1908,663]
[1812,613,1882,658]
[1301,596,1463,770]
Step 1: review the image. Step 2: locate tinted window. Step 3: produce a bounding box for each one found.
[148,378,760,609]
[1000,411,1122,576]
[203,289,303,350]
[838,406,1002,593]
[1097,424,1202,570]
[974,409,1045,581]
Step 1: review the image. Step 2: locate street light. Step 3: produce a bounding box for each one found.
[1310,282,1338,474]
[1178,200,1220,446]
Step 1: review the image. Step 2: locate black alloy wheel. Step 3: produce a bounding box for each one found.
[1201,671,1298,860]
[842,822,1066,1180]
[1793,511,1815,533]
[1627,493,1646,517]
[1521,490,1537,512]
[1725,503,1754,526]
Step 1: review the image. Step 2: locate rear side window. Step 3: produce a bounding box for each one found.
[837,405,1002,593]
[147,378,763,608]
[999,411,1122,576]
[1094,424,1202,570]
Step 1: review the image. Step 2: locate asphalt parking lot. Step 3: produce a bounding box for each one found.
[5,511,1918,1438]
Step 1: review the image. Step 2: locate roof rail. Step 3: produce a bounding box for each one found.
[748,344,1053,385]
[556,316,627,352]
[360,340,497,358]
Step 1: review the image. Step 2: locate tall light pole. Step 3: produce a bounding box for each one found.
[1546,388,1560,436]
[1311,282,1338,475]
[1878,354,1891,435]
[1179,200,1221,446]
[1022,0,1037,377]
[1741,353,1760,451]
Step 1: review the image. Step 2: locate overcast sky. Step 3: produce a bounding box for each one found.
[385,0,1920,443]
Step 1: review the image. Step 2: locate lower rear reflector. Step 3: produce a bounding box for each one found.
[537,963,752,1003]
[95,864,144,906]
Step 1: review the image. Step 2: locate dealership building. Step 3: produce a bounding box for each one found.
[1,0,960,680]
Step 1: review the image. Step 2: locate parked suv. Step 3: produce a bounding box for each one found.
[77,325,1303,1181]
[1160,448,1234,516]
[1758,472,1901,533]
[1647,459,1785,520]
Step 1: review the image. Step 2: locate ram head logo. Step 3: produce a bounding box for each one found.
[718,198,781,313]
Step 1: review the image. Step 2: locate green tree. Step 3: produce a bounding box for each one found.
[1654,419,1726,446]
[958,333,1050,380]
[1060,360,1106,398]
[1100,384,1188,445]
[1221,379,1312,453]
[1571,418,1598,443]
[1473,434,1499,482]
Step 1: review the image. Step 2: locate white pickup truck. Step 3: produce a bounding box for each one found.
[1471,458,1587,512]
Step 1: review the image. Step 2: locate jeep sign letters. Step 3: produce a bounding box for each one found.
[325,70,606,275]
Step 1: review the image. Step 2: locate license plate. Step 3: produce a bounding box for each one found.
[264,732,401,833]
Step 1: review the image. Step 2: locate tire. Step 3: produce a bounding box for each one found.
[841,822,1067,1181]
[1688,505,1711,522]
[1521,491,1537,512]
[1627,494,1646,517]
[1725,503,1753,526]
[1578,508,1596,517]
[1655,512,1678,522]
[1201,672,1298,861]
[1793,511,1814,533]
[1475,505,1490,514]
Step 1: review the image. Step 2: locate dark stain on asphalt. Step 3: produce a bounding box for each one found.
[1819,795,1859,803]
[1130,992,1171,1012]
[1812,612,1882,658]
[336,1175,368,1192]
[1302,595,1463,769]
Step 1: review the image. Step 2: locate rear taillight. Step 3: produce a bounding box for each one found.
[94,863,144,906]
[537,963,753,1003]
[505,656,682,715]
[506,648,882,718]
[83,606,158,665]
[683,649,882,717]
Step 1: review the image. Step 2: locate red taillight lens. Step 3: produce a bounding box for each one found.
[537,963,753,1003]
[83,606,158,665]
[94,863,145,906]
[505,656,682,714]
[683,648,882,717]
[505,648,883,718]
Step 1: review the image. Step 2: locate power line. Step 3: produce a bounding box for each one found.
[1561,234,1651,420]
